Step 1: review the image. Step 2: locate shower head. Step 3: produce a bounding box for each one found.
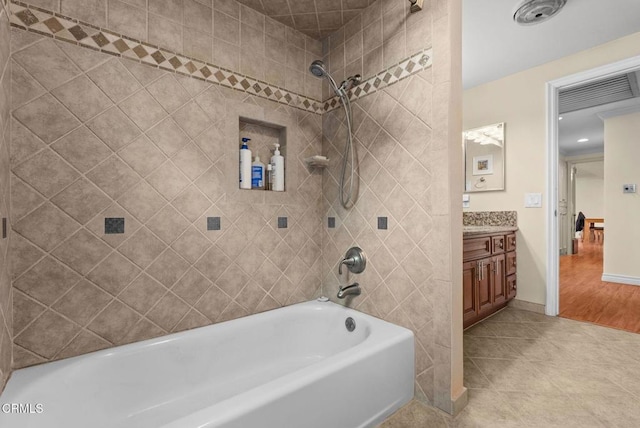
[309,59,344,98]
[309,60,328,78]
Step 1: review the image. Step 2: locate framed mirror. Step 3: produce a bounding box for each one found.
[463,123,505,192]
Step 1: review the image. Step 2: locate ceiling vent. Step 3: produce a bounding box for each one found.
[513,0,567,25]
[559,72,640,114]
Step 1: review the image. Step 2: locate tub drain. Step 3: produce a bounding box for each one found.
[345,317,356,332]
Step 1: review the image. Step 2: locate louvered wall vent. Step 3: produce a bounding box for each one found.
[559,72,640,114]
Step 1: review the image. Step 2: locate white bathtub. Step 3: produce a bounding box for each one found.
[0,299,414,428]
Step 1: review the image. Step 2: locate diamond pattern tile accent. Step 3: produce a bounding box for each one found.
[8,3,324,114]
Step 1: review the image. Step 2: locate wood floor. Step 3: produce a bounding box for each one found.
[560,240,640,333]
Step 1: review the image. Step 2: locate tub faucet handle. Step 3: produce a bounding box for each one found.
[338,247,366,275]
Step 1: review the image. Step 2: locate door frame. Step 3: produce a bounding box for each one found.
[545,55,640,316]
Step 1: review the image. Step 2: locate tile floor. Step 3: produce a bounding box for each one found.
[379,307,640,427]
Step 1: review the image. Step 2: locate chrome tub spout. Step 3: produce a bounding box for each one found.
[337,283,361,299]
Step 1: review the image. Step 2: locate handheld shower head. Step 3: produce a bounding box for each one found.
[309,60,327,78]
[309,59,344,98]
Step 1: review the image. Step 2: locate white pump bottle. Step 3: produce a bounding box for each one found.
[270,143,285,192]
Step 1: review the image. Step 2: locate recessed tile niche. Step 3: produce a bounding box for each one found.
[239,117,286,192]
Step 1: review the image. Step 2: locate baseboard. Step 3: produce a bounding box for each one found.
[508,299,546,314]
[601,273,640,286]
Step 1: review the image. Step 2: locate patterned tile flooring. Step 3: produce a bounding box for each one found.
[380,307,640,427]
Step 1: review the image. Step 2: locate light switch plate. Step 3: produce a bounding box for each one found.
[525,193,542,208]
[623,184,637,193]
[462,194,470,208]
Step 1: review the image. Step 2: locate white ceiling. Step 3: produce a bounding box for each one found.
[463,0,640,89]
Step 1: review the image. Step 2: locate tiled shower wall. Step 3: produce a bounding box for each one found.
[320,0,431,100]
[0,0,12,392]
[20,0,323,100]
[6,0,462,415]
[10,28,323,367]
[321,0,464,414]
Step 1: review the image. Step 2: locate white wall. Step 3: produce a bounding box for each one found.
[463,31,640,305]
[603,112,640,280]
[575,160,604,219]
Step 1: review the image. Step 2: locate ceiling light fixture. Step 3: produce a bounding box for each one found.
[558,116,563,120]
[577,138,589,143]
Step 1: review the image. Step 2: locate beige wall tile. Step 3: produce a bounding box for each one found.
[149,0,183,23]
[149,13,184,53]
[108,0,147,41]
[184,0,213,34]
[61,0,107,27]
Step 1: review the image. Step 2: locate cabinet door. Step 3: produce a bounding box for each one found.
[463,261,478,325]
[491,253,507,305]
[507,274,517,300]
[477,259,493,314]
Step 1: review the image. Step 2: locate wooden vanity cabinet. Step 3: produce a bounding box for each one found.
[463,232,516,328]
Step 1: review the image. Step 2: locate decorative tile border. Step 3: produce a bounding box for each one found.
[323,49,433,113]
[9,1,324,113]
[8,1,433,115]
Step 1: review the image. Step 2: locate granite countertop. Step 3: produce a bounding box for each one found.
[463,225,519,237]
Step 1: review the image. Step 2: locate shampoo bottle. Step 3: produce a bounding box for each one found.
[251,155,265,189]
[240,138,252,189]
[271,143,285,192]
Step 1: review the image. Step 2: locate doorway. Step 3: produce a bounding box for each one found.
[546,56,640,332]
